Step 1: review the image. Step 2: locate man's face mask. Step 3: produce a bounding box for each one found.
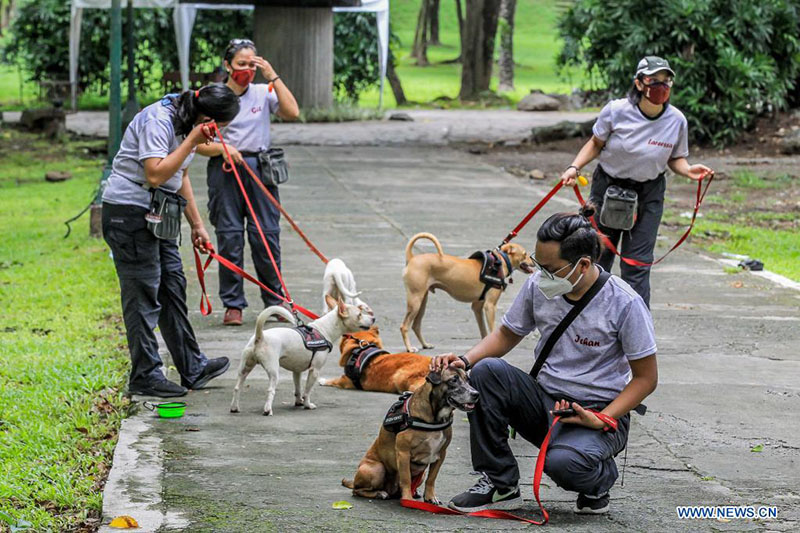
[535,260,586,300]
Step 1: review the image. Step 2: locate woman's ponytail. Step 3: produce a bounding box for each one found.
[171,84,240,136]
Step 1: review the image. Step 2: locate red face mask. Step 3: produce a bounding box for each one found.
[644,83,671,105]
[230,68,255,87]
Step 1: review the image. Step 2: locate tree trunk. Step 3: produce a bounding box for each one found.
[459,0,502,100]
[428,0,441,45]
[412,0,430,66]
[497,0,516,92]
[387,49,408,106]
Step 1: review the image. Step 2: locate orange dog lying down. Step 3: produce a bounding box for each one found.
[319,327,430,394]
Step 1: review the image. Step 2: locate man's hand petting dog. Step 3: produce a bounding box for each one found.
[551,400,607,430]
[430,353,466,371]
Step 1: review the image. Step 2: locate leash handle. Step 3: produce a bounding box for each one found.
[193,246,214,316]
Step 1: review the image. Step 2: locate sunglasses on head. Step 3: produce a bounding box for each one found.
[228,38,254,47]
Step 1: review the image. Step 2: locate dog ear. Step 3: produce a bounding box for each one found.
[337,297,348,318]
[426,370,442,385]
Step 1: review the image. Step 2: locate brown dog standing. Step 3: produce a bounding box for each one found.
[319,327,431,393]
[342,366,478,503]
[401,232,533,352]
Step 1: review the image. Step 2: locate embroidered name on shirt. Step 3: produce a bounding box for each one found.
[648,138,674,148]
[574,334,600,347]
[251,106,263,114]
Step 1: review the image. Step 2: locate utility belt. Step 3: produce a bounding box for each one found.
[596,166,664,232]
[219,147,289,187]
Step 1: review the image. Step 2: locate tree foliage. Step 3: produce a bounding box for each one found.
[2,0,251,95]
[558,0,800,145]
[333,12,382,102]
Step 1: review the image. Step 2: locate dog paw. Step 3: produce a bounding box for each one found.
[294,399,304,407]
[263,409,273,416]
[407,346,419,353]
[413,490,421,499]
[303,402,317,410]
[318,378,330,386]
[376,491,389,500]
[422,343,435,350]
[229,407,239,413]
[424,497,441,506]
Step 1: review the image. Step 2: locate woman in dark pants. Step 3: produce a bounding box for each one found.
[102,85,239,398]
[561,56,714,307]
[197,39,300,326]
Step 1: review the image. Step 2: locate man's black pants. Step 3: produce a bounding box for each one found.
[468,358,629,497]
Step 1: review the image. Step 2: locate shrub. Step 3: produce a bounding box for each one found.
[333,12,381,102]
[557,0,800,146]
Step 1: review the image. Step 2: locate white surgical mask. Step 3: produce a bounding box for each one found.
[537,262,584,300]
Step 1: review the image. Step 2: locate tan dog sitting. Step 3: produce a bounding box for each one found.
[342,366,478,503]
[401,232,533,352]
[319,327,430,394]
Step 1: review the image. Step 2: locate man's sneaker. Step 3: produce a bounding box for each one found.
[184,357,230,390]
[128,379,187,398]
[575,492,610,514]
[223,308,243,326]
[448,472,523,512]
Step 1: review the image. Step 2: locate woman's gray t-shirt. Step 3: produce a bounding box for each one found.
[593,98,689,182]
[102,96,195,208]
[218,83,279,153]
[501,267,657,402]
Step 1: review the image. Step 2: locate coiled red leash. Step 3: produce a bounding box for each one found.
[226,158,329,265]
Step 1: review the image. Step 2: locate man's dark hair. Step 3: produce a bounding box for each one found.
[171,84,240,136]
[536,203,603,263]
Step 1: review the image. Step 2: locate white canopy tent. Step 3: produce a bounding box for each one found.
[69,0,389,109]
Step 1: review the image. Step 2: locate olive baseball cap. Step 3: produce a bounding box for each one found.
[634,56,675,78]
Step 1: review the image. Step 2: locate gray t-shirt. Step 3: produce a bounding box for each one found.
[593,98,689,182]
[501,267,657,402]
[219,83,279,153]
[102,96,194,209]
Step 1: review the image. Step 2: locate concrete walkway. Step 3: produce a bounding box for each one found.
[3,109,595,146]
[100,146,799,532]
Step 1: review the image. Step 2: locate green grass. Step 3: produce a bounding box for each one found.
[0,130,129,531]
[693,219,800,281]
[0,64,40,110]
[359,0,582,107]
[731,170,793,189]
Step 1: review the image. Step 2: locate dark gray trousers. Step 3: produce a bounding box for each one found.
[589,165,666,308]
[102,203,207,388]
[207,155,283,310]
[468,358,629,496]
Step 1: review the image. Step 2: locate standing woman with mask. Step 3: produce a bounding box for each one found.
[197,39,300,326]
[561,56,714,307]
[102,84,240,397]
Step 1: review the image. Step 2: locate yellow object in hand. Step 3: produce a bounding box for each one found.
[577,175,588,187]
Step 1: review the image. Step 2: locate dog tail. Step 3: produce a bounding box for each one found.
[341,478,354,489]
[254,306,296,342]
[405,232,444,263]
[333,270,361,299]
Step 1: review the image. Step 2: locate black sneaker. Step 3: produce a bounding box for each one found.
[128,379,187,398]
[575,492,610,514]
[448,473,523,512]
[184,357,230,390]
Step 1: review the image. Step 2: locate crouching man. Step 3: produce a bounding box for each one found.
[431,204,658,515]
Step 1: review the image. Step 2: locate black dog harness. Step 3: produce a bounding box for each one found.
[383,392,453,433]
[468,249,514,300]
[293,325,332,369]
[344,341,388,390]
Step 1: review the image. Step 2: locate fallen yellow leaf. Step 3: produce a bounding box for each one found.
[109,515,139,529]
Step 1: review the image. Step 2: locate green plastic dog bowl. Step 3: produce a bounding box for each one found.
[143,401,186,419]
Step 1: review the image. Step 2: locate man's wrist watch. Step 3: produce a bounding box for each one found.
[458,355,472,370]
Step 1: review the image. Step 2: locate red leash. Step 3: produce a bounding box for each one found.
[193,244,319,320]
[401,416,562,525]
[572,173,714,267]
[228,158,329,265]
[502,181,564,244]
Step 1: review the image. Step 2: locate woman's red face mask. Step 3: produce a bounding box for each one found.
[230,68,255,87]
[644,83,671,105]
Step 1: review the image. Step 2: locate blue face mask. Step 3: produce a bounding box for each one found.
[537,261,584,300]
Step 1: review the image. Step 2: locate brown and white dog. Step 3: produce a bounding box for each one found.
[400,232,533,352]
[319,327,430,394]
[342,365,479,504]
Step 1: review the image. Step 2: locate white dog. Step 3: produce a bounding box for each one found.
[231,299,375,416]
[322,258,372,313]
